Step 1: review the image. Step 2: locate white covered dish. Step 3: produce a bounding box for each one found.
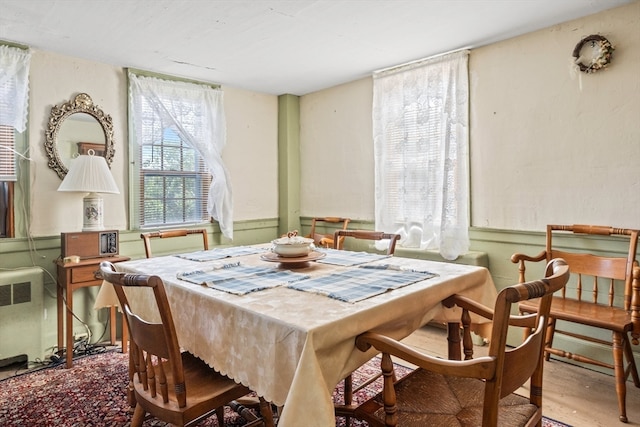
[271,235,315,257]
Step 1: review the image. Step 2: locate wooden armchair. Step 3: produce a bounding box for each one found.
[140,228,209,258]
[333,229,400,426]
[333,230,400,255]
[307,217,350,248]
[99,262,274,427]
[353,258,570,427]
[512,225,640,423]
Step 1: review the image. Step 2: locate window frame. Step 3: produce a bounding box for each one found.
[128,70,218,230]
[0,128,27,238]
[372,50,470,259]
[138,142,212,227]
[0,42,31,239]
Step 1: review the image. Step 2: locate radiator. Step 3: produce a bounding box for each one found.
[0,267,45,363]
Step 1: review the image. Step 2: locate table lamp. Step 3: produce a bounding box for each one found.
[57,149,119,231]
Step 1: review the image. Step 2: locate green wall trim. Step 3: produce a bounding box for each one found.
[277,94,301,236]
[2,224,638,368]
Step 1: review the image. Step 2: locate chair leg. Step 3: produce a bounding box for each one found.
[544,318,557,362]
[259,397,275,427]
[231,397,275,427]
[216,406,225,426]
[130,404,146,427]
[128,344,137,408]
[623,335,640,387]
[121,313,128,353]
[344,375,353,427]
[613,332,628,423]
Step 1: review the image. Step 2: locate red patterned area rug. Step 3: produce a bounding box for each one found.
[0,349,570,426]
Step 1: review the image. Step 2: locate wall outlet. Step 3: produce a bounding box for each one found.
[73,332,88,341]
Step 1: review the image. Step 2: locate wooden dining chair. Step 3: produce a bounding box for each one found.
[512,224,640,423]
[140,228,209,258]
[352,258,570,427]
[307,217,351,248]
[98,261,274,427]
[332,229,400,426]
[333,230,400,255]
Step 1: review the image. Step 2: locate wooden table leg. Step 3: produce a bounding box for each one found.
[65,285,74,368]
[108,307,128,353]
[109,306,117,346]
[447,322,461,360]
[57,281,63,359]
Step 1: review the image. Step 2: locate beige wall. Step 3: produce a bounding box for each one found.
[299,2,640,231]
[21,2,640,238]
[223,87,280,221]
[28,51,128,236]
[26,51,279,237]
[470,2,640,231]
[300,77,375,220]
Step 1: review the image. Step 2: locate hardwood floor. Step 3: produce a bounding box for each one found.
[402,325,640,427]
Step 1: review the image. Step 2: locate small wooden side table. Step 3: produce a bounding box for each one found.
[56,255,130,368]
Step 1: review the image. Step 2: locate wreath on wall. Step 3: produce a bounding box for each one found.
[572,34,614,73]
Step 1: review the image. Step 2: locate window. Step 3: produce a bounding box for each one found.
[373,50,469,260]
[0,126,16,237]
[128,72,234,238]
[140,127,211,225]
[0,44,31,238]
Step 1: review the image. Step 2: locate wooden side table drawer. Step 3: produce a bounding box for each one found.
[70,265,100,283]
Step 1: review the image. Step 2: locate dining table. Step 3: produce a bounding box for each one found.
[95,243,497,427]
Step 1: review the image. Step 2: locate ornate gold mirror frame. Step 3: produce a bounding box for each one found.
[44,93,115,179]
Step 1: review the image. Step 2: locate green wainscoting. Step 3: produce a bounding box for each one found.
[0,218,280,361]
[2,223,638,373]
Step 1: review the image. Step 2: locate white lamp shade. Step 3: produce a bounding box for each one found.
[57,152,119,231]
[58,153,119,194]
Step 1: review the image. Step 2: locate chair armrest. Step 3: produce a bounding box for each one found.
[510,251,547,283]
[444,294,494,320]
[318,236,335,247]
[444,294,537,328]
[356,331,496,379]
[444,294,539,360]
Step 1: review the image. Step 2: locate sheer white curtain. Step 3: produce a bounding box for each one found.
[0,45,31,132]
[0,45,31,182]
[373,50,469,260]
[129,73,234,239]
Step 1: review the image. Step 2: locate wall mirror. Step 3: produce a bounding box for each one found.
[44,93,115,179]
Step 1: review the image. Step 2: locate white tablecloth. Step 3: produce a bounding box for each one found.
[97,244,497,427]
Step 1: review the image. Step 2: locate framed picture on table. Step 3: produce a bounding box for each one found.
[77,142,105,156]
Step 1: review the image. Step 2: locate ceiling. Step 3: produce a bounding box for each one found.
[0,0,633,95]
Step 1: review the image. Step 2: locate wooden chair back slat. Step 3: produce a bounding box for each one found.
[552,250,629,281]
[140,228,209,258]
[308,217,351,248]
[333,230,401,255]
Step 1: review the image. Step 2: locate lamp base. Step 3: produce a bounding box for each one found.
[82,192,104,231]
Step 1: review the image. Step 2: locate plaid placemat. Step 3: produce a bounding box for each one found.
[177,262,309,295]
[288,264,437,303]
[175,246,265,262]
[315,248,391,266]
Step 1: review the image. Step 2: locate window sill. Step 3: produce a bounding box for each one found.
[395,247,488,268]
